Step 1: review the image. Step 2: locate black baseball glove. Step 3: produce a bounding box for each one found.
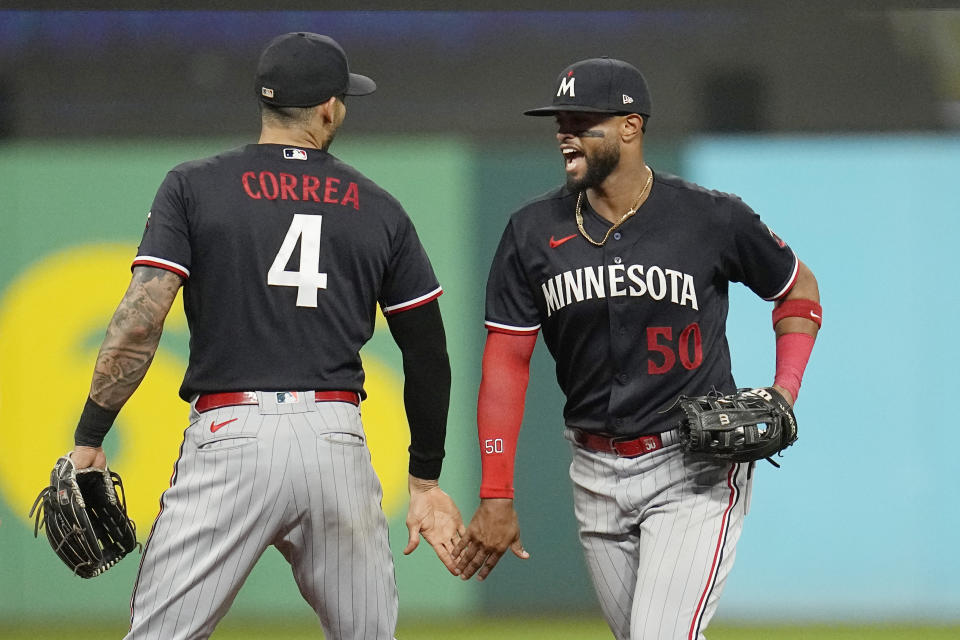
[29,454,138,578]
[678,387,798,466]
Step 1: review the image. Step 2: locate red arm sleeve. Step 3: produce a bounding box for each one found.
[477,330,538,499]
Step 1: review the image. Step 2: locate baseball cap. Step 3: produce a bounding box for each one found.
[255,32,376,107]
[524,57,651,117]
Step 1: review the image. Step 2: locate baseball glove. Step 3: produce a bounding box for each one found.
[29,454,138,578]
[678,387,798,466]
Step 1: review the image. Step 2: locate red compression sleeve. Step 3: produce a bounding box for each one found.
[477,330,537,499]
[774,332,816,402]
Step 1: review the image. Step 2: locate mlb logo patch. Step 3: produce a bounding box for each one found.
[261,87,275,99]
[276,391,299,404]
[283,148,308,160]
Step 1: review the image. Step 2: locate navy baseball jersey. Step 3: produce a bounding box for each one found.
[134,144,441,401]
[485,171,797,436]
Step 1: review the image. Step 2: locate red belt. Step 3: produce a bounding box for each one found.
[195,390,360,413]
[572,428,676,458]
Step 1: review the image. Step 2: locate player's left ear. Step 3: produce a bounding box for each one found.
[620,114,644,142]
[316,96,340,124]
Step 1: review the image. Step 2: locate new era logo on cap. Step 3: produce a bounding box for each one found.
[261,87,275,99]
[622,94,633,104]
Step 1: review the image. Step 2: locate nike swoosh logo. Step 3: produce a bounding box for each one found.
[550,234,578,248]
[810,312,821,319]
[210,418,238,433]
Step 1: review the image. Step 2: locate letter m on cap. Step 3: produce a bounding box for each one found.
[557,76,576,98]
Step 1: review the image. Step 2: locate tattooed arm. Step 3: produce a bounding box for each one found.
[89,266,182,408]
[71,266,182,469]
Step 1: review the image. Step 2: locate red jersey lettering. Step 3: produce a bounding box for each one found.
[242,171,261,199]
[324,177,340,203]
[259,172,279,200]
[302,175,321,202]
[342,181,360,210]
[240,170,359,209]
[279,173,299,201]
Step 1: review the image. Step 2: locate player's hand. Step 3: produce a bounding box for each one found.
[69,445,106,470]
[403,475,465,575]
[453,498,529,581]
[772,383,795,406]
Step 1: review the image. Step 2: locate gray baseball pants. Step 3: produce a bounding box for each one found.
[566,428,752,640]
[125,391,397,640]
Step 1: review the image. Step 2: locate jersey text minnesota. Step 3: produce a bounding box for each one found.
[541,264,698,317]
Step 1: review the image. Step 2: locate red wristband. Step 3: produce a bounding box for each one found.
[774,332,816,402]
[773,299,822,328]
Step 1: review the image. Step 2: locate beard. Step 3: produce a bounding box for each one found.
[565,137,621,192]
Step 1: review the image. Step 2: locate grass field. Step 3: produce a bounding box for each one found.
[2,618,959,639]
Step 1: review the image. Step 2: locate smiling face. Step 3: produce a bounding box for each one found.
[555,111,623,192]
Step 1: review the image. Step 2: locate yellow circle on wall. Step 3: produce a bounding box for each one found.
[0,244,410,536]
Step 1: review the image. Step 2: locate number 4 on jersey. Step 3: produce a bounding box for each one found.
[268,214,328,308]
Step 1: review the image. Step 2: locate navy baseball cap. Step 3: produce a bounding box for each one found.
[255,32,376,107]
[524,57,652,117]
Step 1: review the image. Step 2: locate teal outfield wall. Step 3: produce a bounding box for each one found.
[684,136,960,622]
[0,136,955,626]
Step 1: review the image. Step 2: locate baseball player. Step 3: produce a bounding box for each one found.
[66,32,463,639]
[454,57,821,640]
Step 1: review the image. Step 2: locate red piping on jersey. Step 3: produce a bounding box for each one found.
[766,255,799,300]
[383,287,443,315]
[484,321,540,336]
[132,258,190,280]
[688,463,740,640]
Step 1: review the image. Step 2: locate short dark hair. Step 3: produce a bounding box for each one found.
[259,102,315,127]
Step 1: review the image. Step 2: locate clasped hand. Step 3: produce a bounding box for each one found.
[452,498,529,581]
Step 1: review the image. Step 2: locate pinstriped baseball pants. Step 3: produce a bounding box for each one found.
[125,392,398,640]
[566,429,752,640]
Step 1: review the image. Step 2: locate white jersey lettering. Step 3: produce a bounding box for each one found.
[540,263,698,316]
[585,266,604,299]
[627,264,646,296]
[608,264,627,297]
[564,270,585,305]
[542,277,563,317]
[646,266,667,301]
[681,273,699,310]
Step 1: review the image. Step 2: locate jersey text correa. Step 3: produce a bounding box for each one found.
[241,170,360,209]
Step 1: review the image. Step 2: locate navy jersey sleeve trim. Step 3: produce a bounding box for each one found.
[382,286,443,315]
[484,320,541,336]
[132,256,190,279]
[763,251,799,301]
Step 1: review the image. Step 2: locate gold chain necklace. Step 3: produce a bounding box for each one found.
[575,166,653,247]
